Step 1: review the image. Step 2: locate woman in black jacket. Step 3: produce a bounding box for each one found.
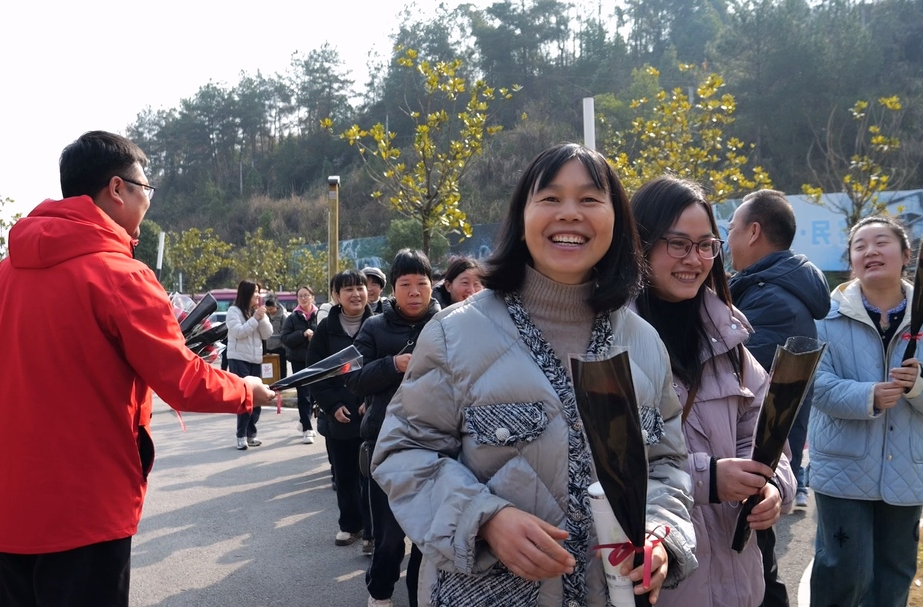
[345,249,440,607]
[307,270,374,552]
[280,285,318,444]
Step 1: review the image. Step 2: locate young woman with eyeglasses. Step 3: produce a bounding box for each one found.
[630,175,795,607]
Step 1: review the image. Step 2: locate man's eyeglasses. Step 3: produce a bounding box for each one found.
[659,236,724,260]
[120,177,156,200]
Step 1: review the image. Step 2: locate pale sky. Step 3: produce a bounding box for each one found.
[0,0,483,221]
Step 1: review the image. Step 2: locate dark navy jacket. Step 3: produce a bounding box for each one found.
[345,297,440,440]
[306,305,373,440]
[729,250,830,371]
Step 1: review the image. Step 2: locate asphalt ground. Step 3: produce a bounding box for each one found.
[129,395,816,607]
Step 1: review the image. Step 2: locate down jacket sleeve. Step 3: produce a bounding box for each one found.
[813,320,878,420]
[371,319,510,575]
[644,338,698,588]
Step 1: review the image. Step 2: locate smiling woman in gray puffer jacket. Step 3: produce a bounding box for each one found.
[372,144,696,607]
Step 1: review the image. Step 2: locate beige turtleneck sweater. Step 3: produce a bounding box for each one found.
[519,265,597,377]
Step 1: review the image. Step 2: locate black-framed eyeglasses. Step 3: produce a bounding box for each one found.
[659,236,724,260]
[120,177,156,200]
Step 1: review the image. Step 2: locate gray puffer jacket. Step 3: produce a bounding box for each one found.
[373,290,697,607]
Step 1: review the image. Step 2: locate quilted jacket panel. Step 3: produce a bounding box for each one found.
[808,279,923,504]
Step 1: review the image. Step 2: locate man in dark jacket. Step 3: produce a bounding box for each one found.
[347,250,440,607]
[727,189,831,607]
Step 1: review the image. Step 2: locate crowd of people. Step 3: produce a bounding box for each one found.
[1,132,922,607]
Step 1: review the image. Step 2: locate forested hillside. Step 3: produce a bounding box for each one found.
[130,0,923,252]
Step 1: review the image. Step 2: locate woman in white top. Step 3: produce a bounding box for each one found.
[226,280,273,450]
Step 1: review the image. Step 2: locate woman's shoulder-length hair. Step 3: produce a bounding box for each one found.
[482,142,642,314]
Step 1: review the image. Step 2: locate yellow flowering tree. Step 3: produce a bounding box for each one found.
[603,66,772,201]
[332,48,518,256]
[801,96,915,229]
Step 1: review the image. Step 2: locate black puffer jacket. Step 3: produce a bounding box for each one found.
[346,297,440,441]
[306,305,373,440]
[280,306,318,365]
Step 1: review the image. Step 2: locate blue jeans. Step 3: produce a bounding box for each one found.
[788,399,811,494]
[811,493,921,607]
[229,359,262,438]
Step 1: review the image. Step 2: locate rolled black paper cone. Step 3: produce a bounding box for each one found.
[731,336,826,552]
[904,242,923,361]
[633,552,650,607]
[179,293,218,338]
[571,351,651,605]
[269,344,363,391]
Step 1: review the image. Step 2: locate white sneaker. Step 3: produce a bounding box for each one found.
[367,597,392,607]
[795,492,809,509]
[306,429,316,438]
[302,431,315,444]
[334,530,361,546]
[236,437,248,450]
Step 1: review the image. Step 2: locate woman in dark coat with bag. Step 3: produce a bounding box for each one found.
[307,269,374,552]
[281,285,319,444]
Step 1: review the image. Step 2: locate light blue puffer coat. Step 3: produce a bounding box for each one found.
[808,279,923,504]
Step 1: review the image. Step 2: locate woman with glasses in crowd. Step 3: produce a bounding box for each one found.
[808,216,923,607]
[629,175,794,607]
[281,286,319,444]
[370,144,697,607]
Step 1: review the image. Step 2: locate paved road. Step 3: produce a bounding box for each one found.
[130,397,816,607]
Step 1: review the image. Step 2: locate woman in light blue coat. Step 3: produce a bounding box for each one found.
[809,215,923,607]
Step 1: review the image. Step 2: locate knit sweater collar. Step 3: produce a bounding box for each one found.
[519,265,595,322]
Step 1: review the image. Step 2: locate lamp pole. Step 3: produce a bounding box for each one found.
[327,176,340,290]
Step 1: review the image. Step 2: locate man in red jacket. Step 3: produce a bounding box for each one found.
[0,131,276,606]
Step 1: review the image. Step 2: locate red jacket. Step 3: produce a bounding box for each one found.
[0,196,253,554]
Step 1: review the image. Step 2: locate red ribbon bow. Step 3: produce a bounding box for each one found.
[902,333,923,341]
[593,525,670,590]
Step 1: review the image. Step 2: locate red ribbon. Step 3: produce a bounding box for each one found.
[903,333,923,341]
[276,392,283,415]
[593,525,670,590]
[174,410,187,432]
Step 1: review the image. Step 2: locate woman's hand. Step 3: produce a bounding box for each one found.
[334,406,351,424]
[478,507,575,581]
[716,458,774,502]
[394,353,412,373]
[303,328,314,340]
[747,481,782,530]
[889,358,921,391]
[619,541,669,603]
[254,305,267,320]
[874,382,905,409]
